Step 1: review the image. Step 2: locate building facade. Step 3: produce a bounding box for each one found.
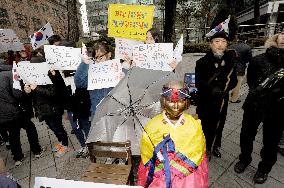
[0,0,83,40]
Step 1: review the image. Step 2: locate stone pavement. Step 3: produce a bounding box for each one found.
[1,51,284,188]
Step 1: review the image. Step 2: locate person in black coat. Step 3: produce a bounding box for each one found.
[195,30,238,159]
[234,30,284,184]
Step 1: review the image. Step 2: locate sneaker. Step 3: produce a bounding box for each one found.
[253,170,268,184]
[52,143,63,152]
[234,160,250,174]
[55,146,68,158]
[76,147,88,158]
[14,155,26,167]
[35,147,46,159]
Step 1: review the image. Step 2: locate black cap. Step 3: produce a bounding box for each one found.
[209,31,229,41]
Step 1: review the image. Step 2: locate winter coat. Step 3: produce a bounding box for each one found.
[229,42,252,76]
[195,50,238,115]
[0,65,23,124]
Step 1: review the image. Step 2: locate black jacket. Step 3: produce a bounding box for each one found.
[0,65,22,124]
[244,47,284,112]
[195,50,238,112]
[229,42,252,76]
[73,88,91,120]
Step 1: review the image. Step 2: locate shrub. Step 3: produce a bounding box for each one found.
[183,42,210,53]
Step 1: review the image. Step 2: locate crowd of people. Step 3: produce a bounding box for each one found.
[0,24,283,187]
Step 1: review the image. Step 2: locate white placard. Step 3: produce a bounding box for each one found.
[0,29,24,53]
[173,34,183,63]
[133,43,173,71]
[139,0,153,5]
[12,62,22,90]
[34,177,143,188]
[30,22,54,50]
[44,45,81,70]
[17,62,52,85]
[115,38,143,60]
[88,59,122,90]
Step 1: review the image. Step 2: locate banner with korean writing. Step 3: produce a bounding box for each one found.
[133,43,173,71]
[115,38,143,59]
[34,177,143,188]
[17,62,52,85]
[88,59,122,90]
[44,45,81,70]
[108,4,155,41]
[0,29,24,53]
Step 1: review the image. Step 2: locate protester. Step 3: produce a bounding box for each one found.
[229,36,252,103]
[195,24,238,159]
[137,80,208,188]
[48,35,62,45]
[15,44,32,63]
[234,30,284,184]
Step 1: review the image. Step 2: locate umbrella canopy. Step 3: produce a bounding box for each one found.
[86,67,177,155]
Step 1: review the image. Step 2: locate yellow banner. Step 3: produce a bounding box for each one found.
[108,4,155,41]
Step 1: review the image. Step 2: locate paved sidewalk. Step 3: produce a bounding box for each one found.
[1,52,283,188]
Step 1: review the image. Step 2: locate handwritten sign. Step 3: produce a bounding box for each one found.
[88,59,122,90]
[108,4,155,41]
[115,38,143,59]
[12,62,22,90]
[139,0,153,5]
[30,22,54,50]
[44,45,81,70]
[0,29,24,53]
[34,177,143,188]
[133,43,173,71]
[17,62,52,85]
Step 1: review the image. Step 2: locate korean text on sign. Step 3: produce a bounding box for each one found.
[0,29,24,53]
[133,43,173,71]
[16,62,52,85]
[88,59,122,90]
[108,4,155,41]
[115,38,143,59]
[44,45,81,70]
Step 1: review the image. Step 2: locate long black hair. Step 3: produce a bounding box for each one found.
[147,28,162,43]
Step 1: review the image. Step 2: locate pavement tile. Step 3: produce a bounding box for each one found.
[215,170,253,188]
[208,161,226,186]
[212,150,237,169]
[222,139,241,158]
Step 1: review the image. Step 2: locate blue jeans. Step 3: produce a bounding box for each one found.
[67,111,90,147]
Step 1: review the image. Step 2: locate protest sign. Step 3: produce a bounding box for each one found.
[133,43,173,71]
[115,38,143,59]
[139,0,153,4]
[17,62,52,85]
[44,45,81,70]
[30,22,54,50]
[88,59,122,90]
[173,34,183,63]
[34,177,143,188]
[108,4,155,41]
[0,29,24,53]
[12,62,22,90]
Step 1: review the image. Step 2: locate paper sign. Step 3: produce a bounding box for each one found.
[30,22,54,50]
[34,177,143,188]
[88,59,122,90]
[115,38,143,59]
[173,34,183,63]
[108,4,155,41]
[0,29,24,53]
[12,62,22,90]
[133,43,173,71]
[17,62,52,85]
[139,0,153,4]
[44,45,81,70]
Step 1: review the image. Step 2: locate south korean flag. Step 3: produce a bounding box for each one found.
[30,22,54,50]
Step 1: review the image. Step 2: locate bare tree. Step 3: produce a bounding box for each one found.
[163,0,178,42]
[67,0,80,42]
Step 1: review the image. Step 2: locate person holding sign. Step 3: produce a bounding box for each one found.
[75,41,123,118]
[137,81,208,188]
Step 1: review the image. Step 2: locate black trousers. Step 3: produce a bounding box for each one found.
[239,104,283,173]
[199,96,229,151]
[44,115,68,146]
[4,116,41,161]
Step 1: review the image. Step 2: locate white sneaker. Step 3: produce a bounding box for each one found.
[14,161,22,167]
[76,147,88,158]
[35,146,46,159]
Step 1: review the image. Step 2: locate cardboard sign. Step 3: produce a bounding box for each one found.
[34,177,143,188]
[0,29,24,53]
[173,34,183,63]
[133,43,173,71]
[88,59,122,90]
[108,4,155,41]
[30,22,54,50]
[17,62,52,85]
[115,38,143,59]
[44,45,81,70]
[12,62,22,90]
